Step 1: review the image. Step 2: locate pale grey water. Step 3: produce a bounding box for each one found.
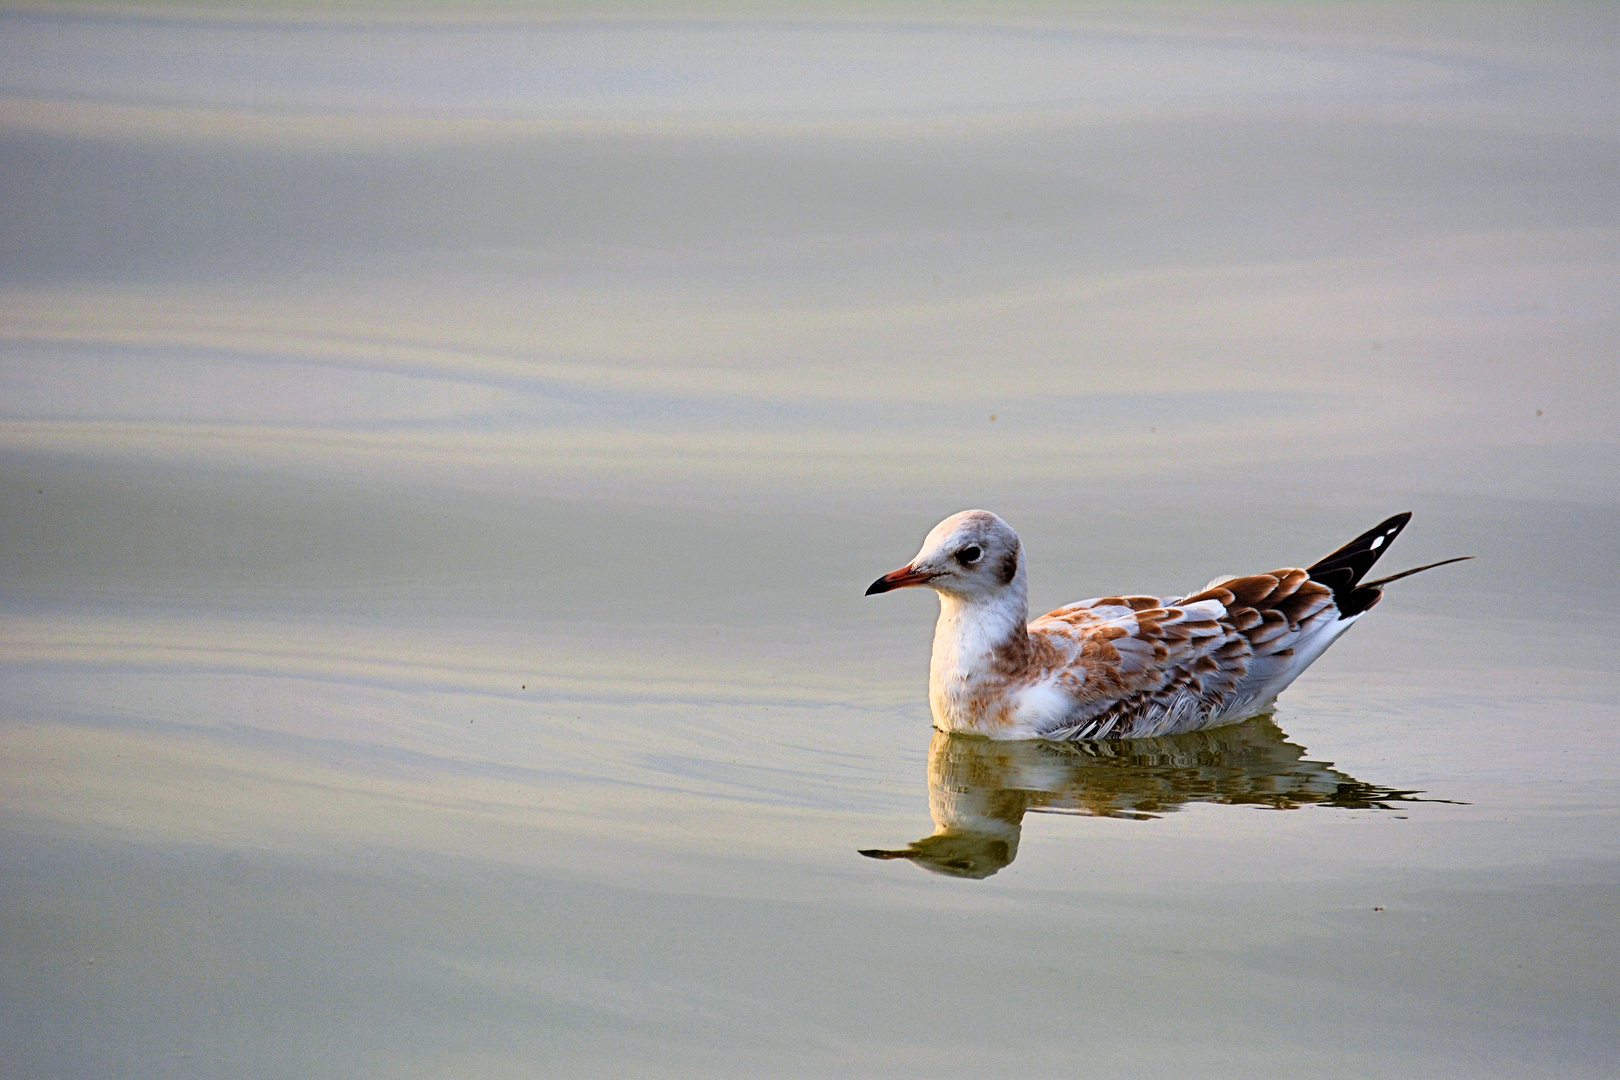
[2,3,1618,1077]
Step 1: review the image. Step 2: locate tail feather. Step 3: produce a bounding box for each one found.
[1363,556,1474,588]
[1307,512,1469,617]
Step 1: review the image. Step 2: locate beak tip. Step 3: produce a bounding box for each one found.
[866,564,931,595]
[857,848,907,860]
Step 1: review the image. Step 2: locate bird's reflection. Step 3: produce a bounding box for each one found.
[861,716,1432,879]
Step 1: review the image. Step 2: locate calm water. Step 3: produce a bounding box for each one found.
[2,3,1618,1077]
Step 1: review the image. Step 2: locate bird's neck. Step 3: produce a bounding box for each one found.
[929,581,1031,727]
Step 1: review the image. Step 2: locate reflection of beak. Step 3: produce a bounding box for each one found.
[865,564,935,595]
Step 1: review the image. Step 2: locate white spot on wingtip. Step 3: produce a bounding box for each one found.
[1370,536,1384,549]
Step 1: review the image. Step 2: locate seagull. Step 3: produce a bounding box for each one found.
[865,510,1468,740]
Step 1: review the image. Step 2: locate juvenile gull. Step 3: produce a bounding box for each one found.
[866,510,1468,740]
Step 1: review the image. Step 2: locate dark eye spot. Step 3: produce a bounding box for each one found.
[956,545,983,565]
[997,547,1019,585]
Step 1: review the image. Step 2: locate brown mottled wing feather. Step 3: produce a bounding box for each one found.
[1029,571,1338,738]
[1028,595,1236,738]
[1183,568,1337,625]
[1181,568,1339,709]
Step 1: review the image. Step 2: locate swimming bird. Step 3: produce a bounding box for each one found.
[865,510,1467,740]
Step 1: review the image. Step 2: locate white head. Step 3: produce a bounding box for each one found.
[865,510,1024,603]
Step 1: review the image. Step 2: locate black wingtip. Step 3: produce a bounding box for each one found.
[1308,512,1414,615]
[1307,512,1411,579]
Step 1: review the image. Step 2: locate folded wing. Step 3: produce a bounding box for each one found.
[1028,569,1343,738]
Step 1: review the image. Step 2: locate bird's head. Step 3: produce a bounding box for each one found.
[865,510,1023,602]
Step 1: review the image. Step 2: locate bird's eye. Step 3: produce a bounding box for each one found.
[956,545,983,565]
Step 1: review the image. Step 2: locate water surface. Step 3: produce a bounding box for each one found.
[2,3,1617,1077]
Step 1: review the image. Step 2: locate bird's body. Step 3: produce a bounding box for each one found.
[867,510,1466,740]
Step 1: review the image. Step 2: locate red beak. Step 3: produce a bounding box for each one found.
[865,564,935,595]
